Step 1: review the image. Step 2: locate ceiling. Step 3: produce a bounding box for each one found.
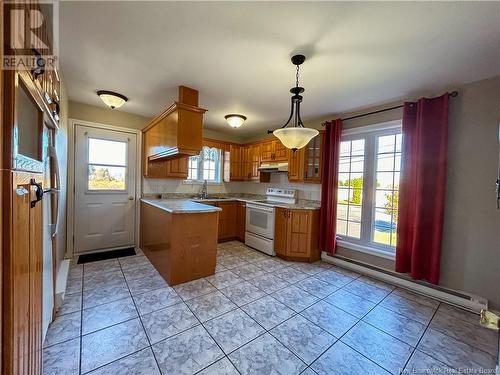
[59,2,500,138]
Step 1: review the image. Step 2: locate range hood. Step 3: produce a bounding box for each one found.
[258,162,289,173]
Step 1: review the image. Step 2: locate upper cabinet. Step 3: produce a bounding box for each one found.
[260,139,288,162]
[304,131,324,182]
[287,131,324,184]
[143,86,207,174]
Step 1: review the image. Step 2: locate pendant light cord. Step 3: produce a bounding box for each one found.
[296,65,300,88]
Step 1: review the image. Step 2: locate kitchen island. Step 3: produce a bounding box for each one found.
[140,199,221,285]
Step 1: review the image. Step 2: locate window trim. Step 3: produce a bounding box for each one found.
[185,146,223,184]
[337,121,402,257]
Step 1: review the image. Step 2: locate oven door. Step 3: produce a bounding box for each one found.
[246,203,275,239]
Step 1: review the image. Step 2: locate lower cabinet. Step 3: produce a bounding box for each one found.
[274,207,320,262]
[217,201,237,241]
[203,201,240,242]
[3,171,44,375]
[236,202,246,241]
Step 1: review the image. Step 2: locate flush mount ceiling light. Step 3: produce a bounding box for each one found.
[269,54,319,151]
[97,90,128,109]
[225,114,247,128]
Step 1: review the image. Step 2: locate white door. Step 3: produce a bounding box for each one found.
[74,125,137,254]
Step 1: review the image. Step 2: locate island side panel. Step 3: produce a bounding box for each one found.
[139,201,219,285]
[170,212,218,285]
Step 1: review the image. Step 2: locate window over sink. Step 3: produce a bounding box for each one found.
[186,146,222,183]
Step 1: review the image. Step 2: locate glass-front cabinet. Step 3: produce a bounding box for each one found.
[304,132,323,182]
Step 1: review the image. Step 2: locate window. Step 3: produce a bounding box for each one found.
[187,146,222,183]
[87,138,127,190]
[337,123,402,255]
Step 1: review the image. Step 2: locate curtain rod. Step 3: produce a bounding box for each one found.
[322,90,458,125]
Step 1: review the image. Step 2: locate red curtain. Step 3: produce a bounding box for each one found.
[396,94,449,284]
[319,119,342,255]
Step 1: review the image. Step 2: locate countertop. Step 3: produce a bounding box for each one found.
[142,194,321,211]
[141,198,222,213]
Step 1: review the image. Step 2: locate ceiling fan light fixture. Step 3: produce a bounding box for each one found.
[225,114,247,128]
[97,90,128,109]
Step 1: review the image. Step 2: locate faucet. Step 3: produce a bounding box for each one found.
[199,180,208,199]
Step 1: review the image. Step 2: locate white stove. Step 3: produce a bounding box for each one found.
[245,188,297,256]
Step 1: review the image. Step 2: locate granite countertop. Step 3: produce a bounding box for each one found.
[141,198,222,213]
[142,194,321,211]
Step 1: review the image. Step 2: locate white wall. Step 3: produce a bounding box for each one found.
[143,173,321,201]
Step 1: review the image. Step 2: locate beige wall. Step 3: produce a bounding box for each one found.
[320,77,500,308]
[440,76,500,309]
[69,101,150,130]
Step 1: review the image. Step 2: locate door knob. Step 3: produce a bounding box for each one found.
[128,196,134,201]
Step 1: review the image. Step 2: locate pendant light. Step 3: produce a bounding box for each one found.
[271,54,319,151]
[225,114,247,128]
[97,90,128,109]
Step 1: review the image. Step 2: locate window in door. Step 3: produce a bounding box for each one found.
[186,146,222,183]
[87,138,127,190]
[336,124,402,255]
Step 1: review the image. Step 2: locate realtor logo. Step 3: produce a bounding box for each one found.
[2,0,59,70]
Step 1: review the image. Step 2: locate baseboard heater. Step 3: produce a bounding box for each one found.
[321,252,488,313]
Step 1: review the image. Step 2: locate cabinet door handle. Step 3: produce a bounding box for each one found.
[30,178,44,208]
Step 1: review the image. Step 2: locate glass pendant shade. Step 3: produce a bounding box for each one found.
[97,91,128,109]
[273,127,319,150]
[225,114,247,128]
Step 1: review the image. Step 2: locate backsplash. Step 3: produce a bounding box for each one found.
[143,174,322,201]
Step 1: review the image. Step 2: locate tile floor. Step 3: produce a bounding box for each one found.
[43,241,499,375]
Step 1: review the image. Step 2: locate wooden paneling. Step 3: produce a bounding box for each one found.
[236,202,246,241]
[273,140,288,161]
[248,143,261,180]
[140,202,218,285]
[2,172,43,375]
[288,210,310,257]
[260,141,274,162]
[288,148,305,182]
[274,207,288,257]
[274,208,320,262]
[217,201,237,241]
[144,157,188,179]
[143,86,207,164]
[230,145,243,181]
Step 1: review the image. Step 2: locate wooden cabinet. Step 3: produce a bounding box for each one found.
[230,145,243,181]
[230,144,261,181]
[236,202,246,241]
[248,144,261,180]
[274,207,320,262]
[274,140,288,161]
[304,132,324,182]
[286,132,324,184]
[2,171,43,375]
[143,86,207,176]
[274,207,289,257]
[260,140,288,162]
[144,157,188,179]
[202,201,239,242]
[217,201,237,241]
[288,148,306,182]
[140,201,218,285]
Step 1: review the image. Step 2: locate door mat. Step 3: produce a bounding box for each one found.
[77,247,136,264]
